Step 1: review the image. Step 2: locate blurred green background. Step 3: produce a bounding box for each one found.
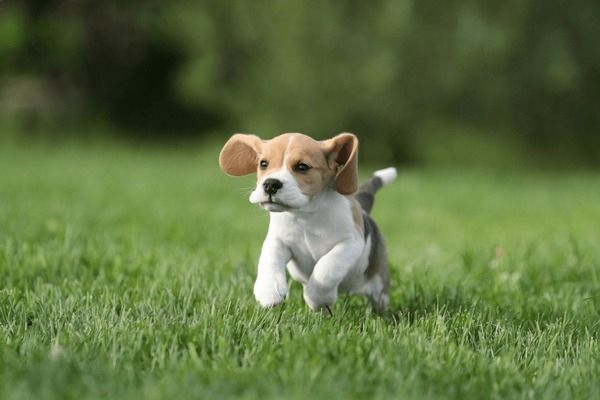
[1,0,599,167]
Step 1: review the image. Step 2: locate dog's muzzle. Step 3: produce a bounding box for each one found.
[263,178,283,195]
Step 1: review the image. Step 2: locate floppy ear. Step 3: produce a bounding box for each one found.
[219,134,263,176]
[322,133,359,194]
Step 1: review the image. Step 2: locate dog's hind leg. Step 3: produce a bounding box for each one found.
[363,217,391,311]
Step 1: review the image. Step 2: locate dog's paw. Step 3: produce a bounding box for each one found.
[253,276,288,308]
[303,284,337,312]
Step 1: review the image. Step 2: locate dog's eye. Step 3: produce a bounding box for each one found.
[259,160,269,170]
[294,162,311,172]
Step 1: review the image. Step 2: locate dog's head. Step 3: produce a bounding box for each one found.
[219,133,358,212]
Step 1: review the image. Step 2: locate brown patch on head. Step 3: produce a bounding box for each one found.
[282,134,336,196]
[255,134,294,179]
[251,133,336,196]
[220,132,359,196]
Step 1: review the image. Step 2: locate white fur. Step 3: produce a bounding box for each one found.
[374,167,397,186]
[251,169,379,311]
[249,168,310,212]
[220,133,394,311]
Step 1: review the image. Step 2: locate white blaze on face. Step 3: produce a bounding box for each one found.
[249,167,310,212]
[237,133,339,213]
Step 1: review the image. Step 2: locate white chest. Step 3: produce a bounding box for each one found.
[267,195,365,284]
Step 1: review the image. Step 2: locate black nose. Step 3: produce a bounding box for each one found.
[263,178,283,195]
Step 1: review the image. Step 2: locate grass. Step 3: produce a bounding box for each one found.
[1,139,599,399]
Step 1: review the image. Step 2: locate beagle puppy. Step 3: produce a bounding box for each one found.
[219,132,396,312]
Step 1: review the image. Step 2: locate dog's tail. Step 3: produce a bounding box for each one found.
[354,167,397,215]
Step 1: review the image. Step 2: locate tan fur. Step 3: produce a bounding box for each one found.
[218,134,263,176]
[321,133,359,194]
[254,134,290,178]
[349,198,365,236]
[219,131,393,312]
[219,132,359,196]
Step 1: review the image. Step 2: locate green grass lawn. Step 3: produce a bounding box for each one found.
[1,140,599,399]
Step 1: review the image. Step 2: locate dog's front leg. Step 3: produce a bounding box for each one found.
[253,236,291,308]
[303,241,362,312]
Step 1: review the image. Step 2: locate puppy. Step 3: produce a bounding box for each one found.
[219,133,396,312]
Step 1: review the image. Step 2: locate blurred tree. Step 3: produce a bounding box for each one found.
[0,0,598,165]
